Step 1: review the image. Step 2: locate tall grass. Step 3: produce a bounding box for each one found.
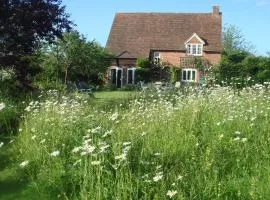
[0,96,20,136]
[14,85,270,199]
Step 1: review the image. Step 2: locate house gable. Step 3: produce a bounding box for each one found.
[185,33,205,45]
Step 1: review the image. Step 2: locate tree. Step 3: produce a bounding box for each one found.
[218,25,270,84]
[40,31,112,86]
[222,24,255,54]
[0,0,72,86]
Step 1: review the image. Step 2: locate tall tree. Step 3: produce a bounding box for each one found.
[0,0,72,86]
[222,24,255,54]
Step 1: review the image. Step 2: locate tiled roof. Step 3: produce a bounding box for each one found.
[106,8,222,58]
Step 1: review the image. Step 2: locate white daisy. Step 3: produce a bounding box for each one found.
[19,160,29,168]
[166,190,177,198]
[50,150,60,157]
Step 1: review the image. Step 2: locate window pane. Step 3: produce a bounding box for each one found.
[192,45,196,54]
[154,52,160,64]
[111,69,116,84]
[117,69,122,88]
[127,70,132,84]
[187,45,191,54]
[187,70,191,80]
[128,69,135,84]
[183,70,186,80]
[198,45,202,55]
[192,70,196,81]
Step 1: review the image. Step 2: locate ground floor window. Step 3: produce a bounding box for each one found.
[110,67,122,88]
[181,68,197,82]
[127,67,136,84]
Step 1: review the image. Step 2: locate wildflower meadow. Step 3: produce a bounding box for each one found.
[1,84,269,199]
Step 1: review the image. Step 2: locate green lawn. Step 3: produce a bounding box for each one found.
[94,91,136,99]
[0,143,35,200]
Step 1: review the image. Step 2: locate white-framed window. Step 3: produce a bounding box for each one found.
[153,52,160,64]
[127,67,136,84]
[182,68,197,82]
[110,66,123,87]
[186,44,203,56]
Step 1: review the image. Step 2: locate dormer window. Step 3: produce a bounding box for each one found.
[186,44,203,56]
[184,33,205,56]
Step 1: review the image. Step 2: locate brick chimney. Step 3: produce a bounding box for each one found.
[212,6,221,16]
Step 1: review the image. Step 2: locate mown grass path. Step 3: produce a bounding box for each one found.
[0,139,34,200]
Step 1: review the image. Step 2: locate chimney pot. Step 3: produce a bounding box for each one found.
[213,6,220,15]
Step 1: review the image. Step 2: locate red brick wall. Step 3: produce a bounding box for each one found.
[110,51,220,68]
[108,51,220,84]
[159,52,184,66]
[159,51,220,67]
[203,52,221,65]
[110,59,137,67]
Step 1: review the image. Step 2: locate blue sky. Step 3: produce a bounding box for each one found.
[62,0,270,55]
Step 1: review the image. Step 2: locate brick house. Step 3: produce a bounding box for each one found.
[105,6,222,87]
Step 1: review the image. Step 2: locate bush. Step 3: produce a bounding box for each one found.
[136,67,151,82]
[218,50,270,84]
[0,67,24,97]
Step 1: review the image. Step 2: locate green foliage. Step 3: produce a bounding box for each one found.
[170,67,181,84]
[0,100,19,135]
[135,58,176,83]
[244,56,270,82]
[0,68,22,96]
[136,58,151,69]
[0,0,71,86]
[219,24,270,84]
[135,58,152,82]
[136,68,151,82]
[222,24,255,54]
[218,51,270,83]
[37,31,112,88]
[219,51,249,79]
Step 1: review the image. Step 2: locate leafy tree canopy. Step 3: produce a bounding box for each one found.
[0,0,72,84]
[40,31,112,86]
[222,24,255,55]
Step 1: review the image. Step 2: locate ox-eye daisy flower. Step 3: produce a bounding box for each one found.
[50,150,60,157]
[20,160,29,168]
[0,103,5,111]
[91,161,101,166]
[166,190,177,198]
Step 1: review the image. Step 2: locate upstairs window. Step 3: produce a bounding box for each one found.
[184,33,205,56]
[186,44,203,56]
